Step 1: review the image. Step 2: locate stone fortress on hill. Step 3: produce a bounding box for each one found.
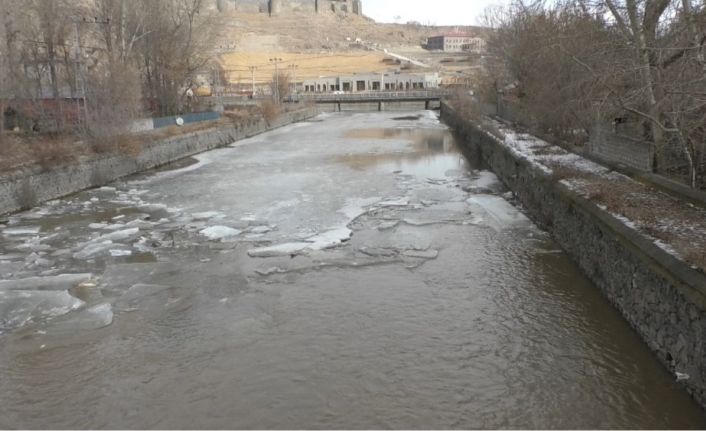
[207,0,363,16]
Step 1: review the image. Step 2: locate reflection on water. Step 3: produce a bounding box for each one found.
[342,128,467,178]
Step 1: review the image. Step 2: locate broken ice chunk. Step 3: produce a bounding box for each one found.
[248,242,313,258]
[248,228,353,258]
[49,303,114,332]
[466,195,531,230]
[88,228,140,244]
[192,211,224,221]
[403,249,439,259]
[81,303,114,328]
[0,290,85,331]
[250,226,272,234]
[3,226,41,236]
[0,274,93,291]
[379,199,410,207]
[307,227,353,250]
[73,241,115,260]
[200,226,242,241]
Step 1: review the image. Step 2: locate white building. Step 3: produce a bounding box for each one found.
[302,72,440,93]
[426,33,486,53]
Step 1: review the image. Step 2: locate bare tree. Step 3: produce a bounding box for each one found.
[485,0,706,188]
[270,71,292,103]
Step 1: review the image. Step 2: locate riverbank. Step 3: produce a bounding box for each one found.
[0,107,319,215]
[441,102,706,409]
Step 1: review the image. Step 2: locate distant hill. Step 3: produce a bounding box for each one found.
[210,9,489,87]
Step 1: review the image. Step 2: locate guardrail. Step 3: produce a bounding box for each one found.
[288,90,453,103]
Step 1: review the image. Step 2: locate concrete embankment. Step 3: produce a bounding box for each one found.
[0,107,318,216]
[441,102,706,409]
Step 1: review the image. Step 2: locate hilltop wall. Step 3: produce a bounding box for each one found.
[207,0,362,16]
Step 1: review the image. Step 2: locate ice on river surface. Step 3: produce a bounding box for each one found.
[3,226,41,236]
[0,290,84,332]
[200,226,242,241]
[0,273,93,291]
[248,227,353,258]
[88,228,140,244]
[466,194,532,230]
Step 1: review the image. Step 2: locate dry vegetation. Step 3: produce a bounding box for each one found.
[220,52,390,85]
[503,129,706,272]
[0,106,266,175]
[484,0,706,189]
[572,173,706,271]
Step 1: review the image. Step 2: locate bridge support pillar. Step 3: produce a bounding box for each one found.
[378,101,384,112]
[337,102,341,112]
[425,100,430,110]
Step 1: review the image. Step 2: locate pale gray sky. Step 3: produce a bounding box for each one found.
[363,0,508,26]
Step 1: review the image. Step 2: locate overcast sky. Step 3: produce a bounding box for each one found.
[363,0,508,26]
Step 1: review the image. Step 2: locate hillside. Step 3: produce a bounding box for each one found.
[213,11,487,87]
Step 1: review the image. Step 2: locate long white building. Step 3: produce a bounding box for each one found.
[302,72,440,93]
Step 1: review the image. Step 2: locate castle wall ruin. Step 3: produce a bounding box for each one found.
[208,0,362,16]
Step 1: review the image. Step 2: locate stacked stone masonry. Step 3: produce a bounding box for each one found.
[441,102,706,410]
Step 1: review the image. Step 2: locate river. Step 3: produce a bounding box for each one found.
[0,111,704,428]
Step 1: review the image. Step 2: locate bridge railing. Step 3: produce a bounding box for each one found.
[287,90,453,103]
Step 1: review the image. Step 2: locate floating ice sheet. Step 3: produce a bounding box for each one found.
[3,227,41,236]
[0,274,93,291]
[466,195,532,230]
[200,226,242,241]
[0,290,84,332]
[248,228,353,258]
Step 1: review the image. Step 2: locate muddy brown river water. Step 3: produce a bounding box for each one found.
[0,111,704,428]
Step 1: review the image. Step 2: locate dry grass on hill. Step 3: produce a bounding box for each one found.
[220,51,389,85]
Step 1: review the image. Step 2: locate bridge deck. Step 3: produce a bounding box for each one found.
[288,90,452,104]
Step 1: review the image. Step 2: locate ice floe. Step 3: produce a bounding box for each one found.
[192,211,224,221]
[0,273,93,291]
[0,290,84,332]
[248,227,353,258]
[200,226,242,241]
[3,227,41,236]
[466,195,532,230]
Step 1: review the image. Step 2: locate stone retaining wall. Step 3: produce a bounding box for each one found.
[441,102,706,409]
[0,107,318,216]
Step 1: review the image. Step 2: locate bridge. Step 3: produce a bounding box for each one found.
[287,90,454,111]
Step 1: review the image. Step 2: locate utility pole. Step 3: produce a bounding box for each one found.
[269,57,283,102]
[288,64,299,94]
[248,66,257,97]
[73,16,110,127]
[73,21,83,127]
